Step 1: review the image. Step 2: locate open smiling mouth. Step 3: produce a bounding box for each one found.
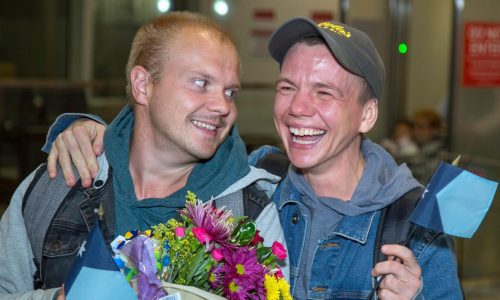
[289,127,325,145]
[192,120,217,131]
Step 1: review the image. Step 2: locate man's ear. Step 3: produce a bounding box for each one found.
[359,98,378,134]
[130,66,151,106]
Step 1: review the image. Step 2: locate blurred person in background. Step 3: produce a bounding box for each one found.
[380,119,419,163]
[408,108,446,185]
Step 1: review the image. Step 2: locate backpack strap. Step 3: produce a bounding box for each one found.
[373,187,425,266]
[242,151,289,219]
[214,151,289,219]
[242,184,272,220]
[22,163,80,288]
[214,184,273,220]
[254,151,289,178]
[214,190,245,217]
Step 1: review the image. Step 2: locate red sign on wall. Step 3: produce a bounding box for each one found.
[311,11,334,24]
[462,22,500,87]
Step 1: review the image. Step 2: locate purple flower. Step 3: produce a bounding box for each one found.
[208,265,224,289]
[220,247,267,299]
[180,200,233,249]
[224,277,254,300]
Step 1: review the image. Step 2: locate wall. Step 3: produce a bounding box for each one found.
[406,0,453,117]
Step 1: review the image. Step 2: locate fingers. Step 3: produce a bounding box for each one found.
[45,119,105,188]
[56,284,66,300]
[60,128,93,188]
[372,244,422,299]
[377,274,406,300]
[92,123,106,156]
[380,244,421,277]
[53,133,78,187]
[47,144,59,179]
[72,123,100,179]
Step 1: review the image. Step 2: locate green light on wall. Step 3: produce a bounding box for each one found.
[398,43,408,54]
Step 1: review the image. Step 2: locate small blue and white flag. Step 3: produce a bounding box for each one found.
[409,162,498,238]
[65,222,137,300]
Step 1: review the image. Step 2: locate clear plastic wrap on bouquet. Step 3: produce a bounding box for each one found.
[162,283,226,300]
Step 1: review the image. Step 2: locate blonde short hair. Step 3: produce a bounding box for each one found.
[125,11,236,98]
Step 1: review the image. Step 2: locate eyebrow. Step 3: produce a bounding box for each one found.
[275,78,343,93]
[275,78,295,86]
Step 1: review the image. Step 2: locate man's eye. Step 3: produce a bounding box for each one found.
[277,85,294,95]
[194,79,207,88]
[318,91,332,98]
[224,89,238,100]
[317,90,341,100]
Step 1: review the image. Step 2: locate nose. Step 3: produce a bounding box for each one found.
[289,90,314,117]
[207,92,231,116]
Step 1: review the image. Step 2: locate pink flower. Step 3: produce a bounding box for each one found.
[211,248,223,261]
[271,241,287,260]
[192,227,213,244]
[275,267,284,279]
[180,200,233,249]
[174,227,185,238]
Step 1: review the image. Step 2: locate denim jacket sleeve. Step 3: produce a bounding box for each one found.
[414,229,463,299]
[41,113,107,153]
[0,168,60,300]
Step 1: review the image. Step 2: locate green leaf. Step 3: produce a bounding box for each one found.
[257,247,272,261]
[185,247,210,284]
[230,220,256,245]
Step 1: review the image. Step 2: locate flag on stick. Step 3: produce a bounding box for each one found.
[409,162,498,238]
[65,222,137,300]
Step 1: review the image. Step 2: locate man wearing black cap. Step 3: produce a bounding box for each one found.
[39,17,462,299]
[250,17,462,299]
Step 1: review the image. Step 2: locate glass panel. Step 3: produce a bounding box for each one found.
[452,0,500,289]
[0,1,69,78]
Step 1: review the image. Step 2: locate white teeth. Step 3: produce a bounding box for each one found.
[292,136,319,145]
[289,127,325,136]
[192,120,216,131]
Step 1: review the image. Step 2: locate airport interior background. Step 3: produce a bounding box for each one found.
[0,0,499,298]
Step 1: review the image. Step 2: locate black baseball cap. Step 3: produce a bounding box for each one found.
[268,17,385,101]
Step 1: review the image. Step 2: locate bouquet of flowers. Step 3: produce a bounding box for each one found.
[111,191,291,300]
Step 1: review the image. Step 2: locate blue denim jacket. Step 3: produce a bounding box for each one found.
[250,145,463,300]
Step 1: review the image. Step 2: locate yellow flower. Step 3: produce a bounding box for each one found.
[264,274,280,300]
[186,191,197,204]
[277,277,292,300]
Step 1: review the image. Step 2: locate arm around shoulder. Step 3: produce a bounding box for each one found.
[42,113,107,153]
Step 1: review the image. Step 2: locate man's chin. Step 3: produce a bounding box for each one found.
[192,147,218,161]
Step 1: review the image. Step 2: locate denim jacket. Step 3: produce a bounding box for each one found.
[249,145,463,300]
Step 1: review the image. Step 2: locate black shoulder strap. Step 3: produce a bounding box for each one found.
[239,151,290,219]
[242,184,272,220]
[254,151,289,178]
[373,187,425,265]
